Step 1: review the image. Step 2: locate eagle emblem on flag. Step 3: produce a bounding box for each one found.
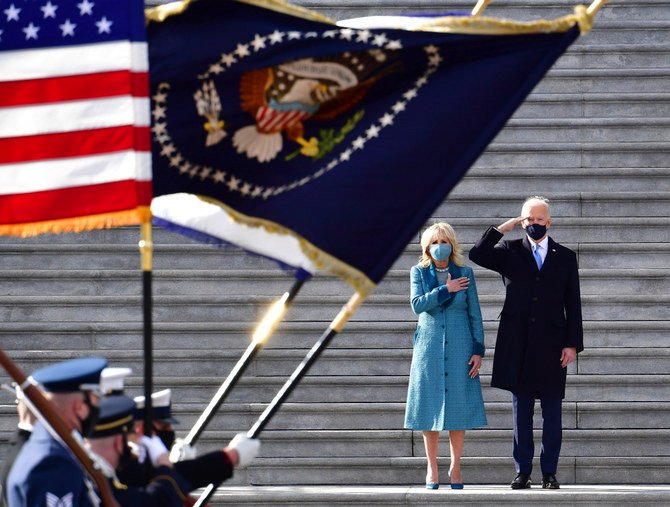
[226,50,396,163]
[150,22,455,202]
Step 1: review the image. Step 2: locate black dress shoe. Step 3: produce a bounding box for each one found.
[511,473,532,489]
[542,474,560,489]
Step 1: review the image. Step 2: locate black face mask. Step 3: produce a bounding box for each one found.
[79,393,99,437]
[117,435,135,471]
[155,429,175,450]
[525,223,547,241]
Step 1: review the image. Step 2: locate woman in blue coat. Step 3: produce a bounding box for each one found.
[405,222,487,489]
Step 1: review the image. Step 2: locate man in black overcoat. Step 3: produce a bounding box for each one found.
[469,196,583,489]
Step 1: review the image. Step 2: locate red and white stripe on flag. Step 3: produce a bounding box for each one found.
[0,4,152,237]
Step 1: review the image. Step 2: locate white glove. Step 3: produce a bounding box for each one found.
[128,440,147,464]
[139,435,169,466]
[169,437,197,463]
[227,433,260,468]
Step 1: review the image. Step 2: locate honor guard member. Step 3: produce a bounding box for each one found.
[133,389,179,450]
[7,357,108,507]
[87,395,194,507]
[130,389,260,490]
[0,386,36,507]
[100,367,133,396]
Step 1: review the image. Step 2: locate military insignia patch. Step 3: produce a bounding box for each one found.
[46,492,74,507]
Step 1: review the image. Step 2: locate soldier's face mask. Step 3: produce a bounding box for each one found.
[79,392,100,437]
[155,428,176,450]
[118,433,134,470]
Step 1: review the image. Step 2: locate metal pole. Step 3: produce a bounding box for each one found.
[471,0,493,16]
[184,278,306,445]
[193,291,366,506]
[139,221,153,434]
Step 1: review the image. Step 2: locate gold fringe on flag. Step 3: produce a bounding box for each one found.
[196,195,375,296]
[0,207,152,238]
[147,0,607,37]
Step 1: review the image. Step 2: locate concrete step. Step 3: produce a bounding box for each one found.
[207,485,670,507]
[5,239,670,272]
[0,242,267,271]
[2,267,668,296]
[133,401,670,432]
[454,168,670,193]
[0,293,666,322]
[513,93,670,120]
[130,428,670,460]
[1,400,668,436]
[475,141,670,169]
[226,456,670,486]
[420,218,670,243]
[536,68,670,94]
[385,268,670,296]
[1,220,666,259]
[57,374,667,404]
[313,0,670,24]
[556,44,670,71]
[2,319,668,352]
[495,118,670,144]
[5,342,670,379]
[389,242,670,270]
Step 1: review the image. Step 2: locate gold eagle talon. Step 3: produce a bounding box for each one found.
[297,136,319,158]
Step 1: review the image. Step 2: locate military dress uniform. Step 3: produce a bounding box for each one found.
[90,394,194,507]
[124,389,235,489]
[6,357,108,507]
[0,426,32,506]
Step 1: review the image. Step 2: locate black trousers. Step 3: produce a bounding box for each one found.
[512,390,562,475]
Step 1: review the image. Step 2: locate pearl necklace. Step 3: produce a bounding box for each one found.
[435,267,449,272]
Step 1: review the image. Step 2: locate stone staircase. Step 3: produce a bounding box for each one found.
[2,0,670,504]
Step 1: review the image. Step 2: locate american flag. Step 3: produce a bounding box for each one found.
[0,0,151,237]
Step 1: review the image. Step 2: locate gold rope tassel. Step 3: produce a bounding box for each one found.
[573,5,593,35]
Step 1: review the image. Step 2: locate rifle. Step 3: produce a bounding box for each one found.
[0,349,119,507]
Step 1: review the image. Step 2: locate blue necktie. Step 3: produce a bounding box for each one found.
[533,245,543,269]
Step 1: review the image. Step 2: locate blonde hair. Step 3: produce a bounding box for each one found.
[419,222,465,268]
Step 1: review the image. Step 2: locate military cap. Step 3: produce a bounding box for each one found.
[90,395,136,438]
[31,357,108,394]
[100,367,133,395]
[134,389,179,424]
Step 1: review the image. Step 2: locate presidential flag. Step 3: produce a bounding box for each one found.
[148,0,593,294]
[0,0,151,237]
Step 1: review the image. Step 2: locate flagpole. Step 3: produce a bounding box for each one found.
[587,0,608,15]
[182,278,307,447]
[139,221,154,434]
[471,0,493,16]
[193,291,366,507]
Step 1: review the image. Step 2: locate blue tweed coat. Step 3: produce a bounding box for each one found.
[404,263,487,431]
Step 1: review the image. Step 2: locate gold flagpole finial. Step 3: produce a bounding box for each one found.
[471,0,493,16]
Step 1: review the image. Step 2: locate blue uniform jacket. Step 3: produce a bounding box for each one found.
[7,423,97,507]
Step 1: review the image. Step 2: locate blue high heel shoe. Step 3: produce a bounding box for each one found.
[426,483,439,490]
[449,469,464,489]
